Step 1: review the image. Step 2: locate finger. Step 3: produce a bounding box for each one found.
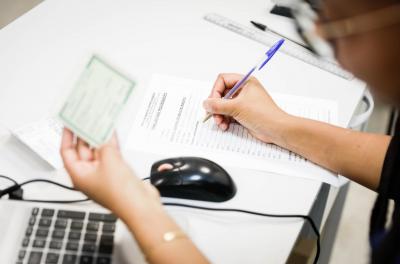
[210,73,244,98]
[94,132,120,162]
[98,145,121,164]
[61,128,74,150]
[203,98,236,116]
[224,115,233,127]
[108,132,120,150]
[94,148,100,161]
[220,116,231,131]
[220,122,228,131]
[210,73,243,97]
[77,138,93,161]
[60,128,78,166]
[213,114,223,125]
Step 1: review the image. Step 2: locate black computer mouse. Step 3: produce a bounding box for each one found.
[150,157,236,202]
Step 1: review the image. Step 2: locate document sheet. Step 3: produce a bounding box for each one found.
[128,75,339,185]
[13,118,63,169]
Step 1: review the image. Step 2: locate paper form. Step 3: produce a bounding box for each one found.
[13,118,63,169]
[127,75,340,186]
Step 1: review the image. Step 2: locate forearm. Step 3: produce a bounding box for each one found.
[118,200,209,264]
[273,115,391,190]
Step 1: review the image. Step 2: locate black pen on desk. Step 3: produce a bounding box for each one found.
[250,20,311,51]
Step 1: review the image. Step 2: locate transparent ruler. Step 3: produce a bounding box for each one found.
[204,13,353,80]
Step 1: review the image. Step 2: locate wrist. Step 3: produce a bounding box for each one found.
[113,183,164,223]
[104,169,163,222]
[264,112,298,146]
[119,198,165,225]
[118,196,182,254]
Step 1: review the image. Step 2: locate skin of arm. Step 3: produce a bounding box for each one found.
[276,116,390,190]
[203,73,391,190]
[120,200,208,264]
[60,128,209,264]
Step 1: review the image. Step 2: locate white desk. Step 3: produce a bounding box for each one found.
[0,0,366,263]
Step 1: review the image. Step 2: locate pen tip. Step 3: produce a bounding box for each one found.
[202,114,211,123]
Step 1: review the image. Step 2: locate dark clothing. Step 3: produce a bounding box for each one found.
[370,122,400,263]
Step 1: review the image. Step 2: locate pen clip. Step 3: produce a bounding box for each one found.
[258,39,285,70]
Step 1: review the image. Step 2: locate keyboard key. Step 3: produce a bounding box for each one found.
[104,214,117,222]
[99,235,114,254]
[18,250,26,260]
[58,210,86,220]
[88,213,104,222]
[32,208,39,216]
[28,251,42,264]
[62,254,77,264]
[69,231,81,240]
[100,235,113,244]
[99,243,113,254]
[71,221,84,230]
[36,229,49,238]
[96,256,111,264]
[45,253,59,264]
[89,213,117,222]
[80,255,94,264]
[55,219,68,229]
[66,242,79,251]
[22,237,30,247]
[26,227,33,236]
[82,243,96,253]
[84,233,97,242]
[29,216,36,226]
[39,218,52,227]
[33,239,46,248]
[102,224,115,233]
[42,209,55,217]
[86,222,99,231]
[49,240,63,250]
[52,229,65,239]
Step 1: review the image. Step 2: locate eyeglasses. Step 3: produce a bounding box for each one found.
[291,2,400,57]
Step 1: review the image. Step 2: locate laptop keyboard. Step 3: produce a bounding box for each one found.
[17,207,117,264]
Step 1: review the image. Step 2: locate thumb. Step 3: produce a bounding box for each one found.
[203,98,236,116]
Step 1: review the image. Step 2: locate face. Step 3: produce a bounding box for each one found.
[320,0,400,103]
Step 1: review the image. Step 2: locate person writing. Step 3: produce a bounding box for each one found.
[61,0,400,262]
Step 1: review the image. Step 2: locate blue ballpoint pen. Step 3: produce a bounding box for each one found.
[203,38,285,123]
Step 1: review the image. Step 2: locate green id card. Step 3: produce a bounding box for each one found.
[59,56,135,147]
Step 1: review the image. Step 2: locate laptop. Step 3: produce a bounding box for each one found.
[0,200,145,264]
